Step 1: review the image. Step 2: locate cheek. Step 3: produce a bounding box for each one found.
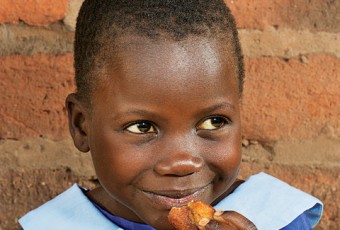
[90,132,154,187]
[205,132,242,178]
[90,134,130,183]
[214,144,241,176]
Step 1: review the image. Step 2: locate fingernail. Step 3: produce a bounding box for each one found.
[214,210,224,217]
[213,210,225,222]
[198,218,210,227]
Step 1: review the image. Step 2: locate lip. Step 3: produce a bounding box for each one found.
[142,184,210,209]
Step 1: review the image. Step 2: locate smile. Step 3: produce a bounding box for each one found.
[142,184,210,208]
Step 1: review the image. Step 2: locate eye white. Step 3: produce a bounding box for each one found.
[197,117,226,130]
[126,122,156,134]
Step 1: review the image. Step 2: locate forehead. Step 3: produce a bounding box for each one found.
[125,37,226,69]
[95,36,238,105]
[102,35,238,87]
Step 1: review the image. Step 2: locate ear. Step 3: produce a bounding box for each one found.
[65,93,90,152]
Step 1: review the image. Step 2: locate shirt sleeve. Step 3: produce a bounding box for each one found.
[280,212,313,230]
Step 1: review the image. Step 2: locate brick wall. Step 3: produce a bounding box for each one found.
[0,0,339,229]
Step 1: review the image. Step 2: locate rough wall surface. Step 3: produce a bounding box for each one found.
[0,0,339,229]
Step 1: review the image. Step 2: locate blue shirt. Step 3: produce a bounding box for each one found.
[19,172,323,230]
[91,196,313,230]
[281,213,313,230]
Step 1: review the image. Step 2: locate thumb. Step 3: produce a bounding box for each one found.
[218,211,257,229]
[202,211,257,230]
[203,219,239,230]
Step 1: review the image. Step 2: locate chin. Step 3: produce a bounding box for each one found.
[144,215,173,230]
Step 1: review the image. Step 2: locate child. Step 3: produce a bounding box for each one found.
[19,0,323,229]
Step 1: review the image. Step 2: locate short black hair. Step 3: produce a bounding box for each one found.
[74,0,244,105]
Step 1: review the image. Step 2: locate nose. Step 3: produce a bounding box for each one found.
[154,136,204,176]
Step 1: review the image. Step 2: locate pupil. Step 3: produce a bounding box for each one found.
[211,117,225,127]
[137,122,151,132]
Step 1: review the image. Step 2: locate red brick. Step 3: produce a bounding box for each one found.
[0,24,74,56]
[0,54,75,139]
[225,0,340,32]
[0,0,69,26]
[241,55,340,141]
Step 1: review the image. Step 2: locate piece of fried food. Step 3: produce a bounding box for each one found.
[168,201,215,230]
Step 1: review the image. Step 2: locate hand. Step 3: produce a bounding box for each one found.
[198,210,257,230]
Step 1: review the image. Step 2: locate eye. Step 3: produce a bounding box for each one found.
[197,116,229,130]
[125,121,157,134]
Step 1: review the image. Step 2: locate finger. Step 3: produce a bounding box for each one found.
[203,219,239,230]
[212,209,224,222]
[214,211,257,230]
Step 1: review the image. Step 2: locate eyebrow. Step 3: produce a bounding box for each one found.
[112,109,160,122]
[197,102,235,116]
[112,102,235,122]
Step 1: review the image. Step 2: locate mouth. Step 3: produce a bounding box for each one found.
[142,184,210,209]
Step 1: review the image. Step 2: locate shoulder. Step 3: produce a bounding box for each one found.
[19,184,121,230]
[214,172,323,230]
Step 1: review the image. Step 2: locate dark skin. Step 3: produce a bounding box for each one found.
[66,36,255,229]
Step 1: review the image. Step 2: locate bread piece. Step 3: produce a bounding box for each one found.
[168,201,215,230]
[168,205,197,230]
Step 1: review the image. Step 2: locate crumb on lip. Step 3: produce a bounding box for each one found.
[163,192,194,199]
[144,190,191,198]
[145,189,200,199]
[146,183,211,199]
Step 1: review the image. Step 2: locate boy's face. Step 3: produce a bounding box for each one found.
[69,36,241,229]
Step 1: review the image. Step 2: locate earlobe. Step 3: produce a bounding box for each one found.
[65,93,90,152]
